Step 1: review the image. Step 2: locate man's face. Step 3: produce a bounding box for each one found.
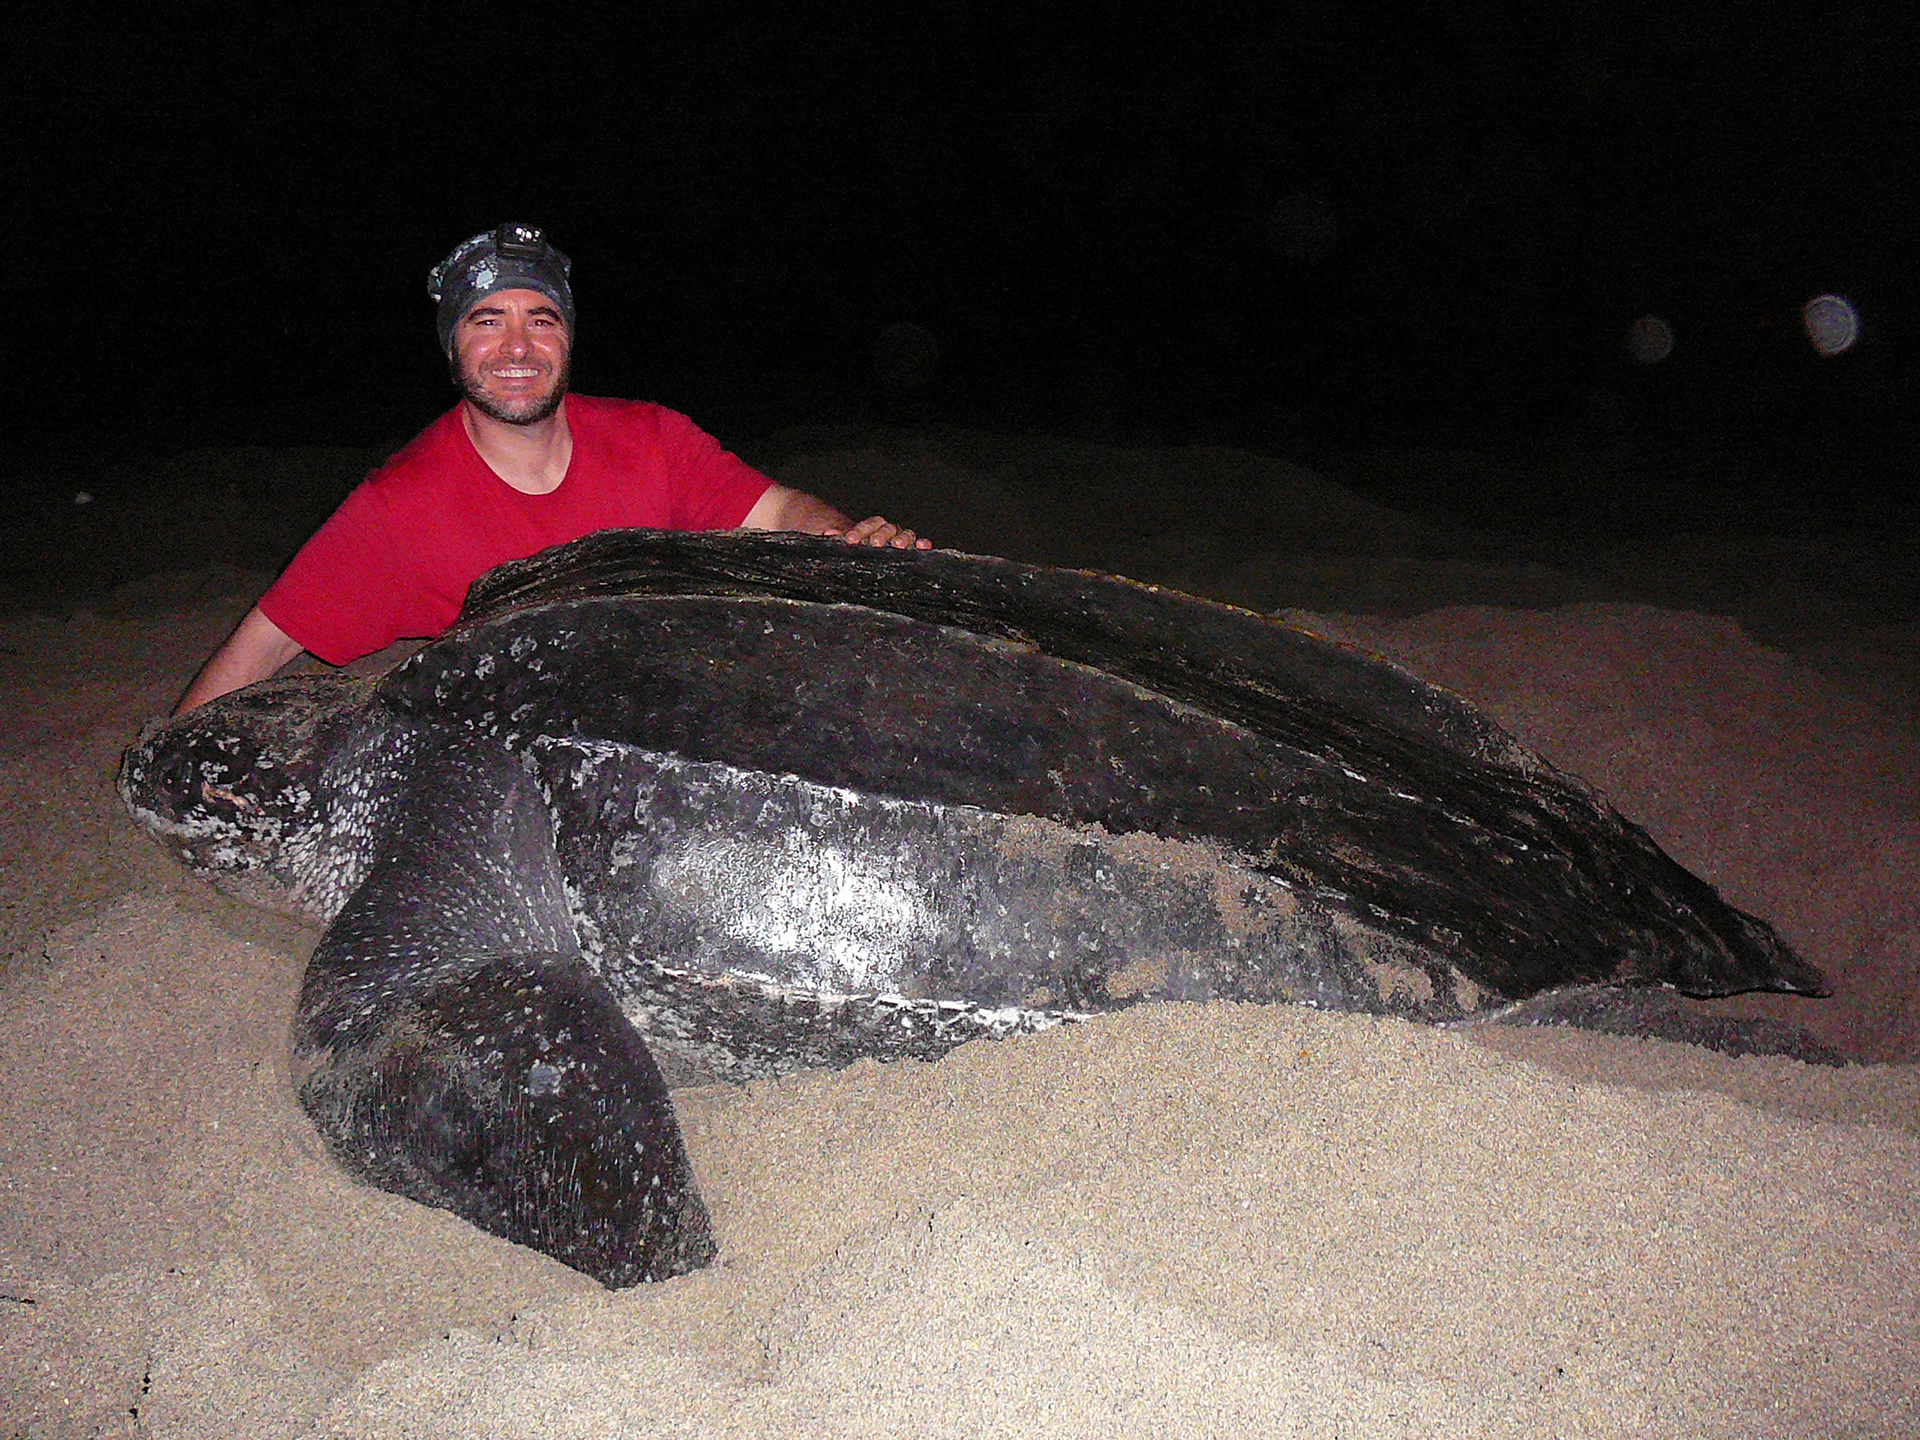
[451,288,572,425]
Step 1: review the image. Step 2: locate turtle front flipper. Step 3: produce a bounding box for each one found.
[292,730,713,1286]
[295,948,713,1285]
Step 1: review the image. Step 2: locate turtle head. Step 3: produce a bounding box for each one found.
[119,675,376,918]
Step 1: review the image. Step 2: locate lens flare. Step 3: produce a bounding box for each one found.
[1263,192,1339,264]
[1626,314,1674,364]
[1801,294,1859,356]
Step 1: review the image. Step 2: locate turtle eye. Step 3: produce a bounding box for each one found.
[145,747,197,809]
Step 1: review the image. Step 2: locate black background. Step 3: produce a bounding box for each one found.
[15,2,1917,523]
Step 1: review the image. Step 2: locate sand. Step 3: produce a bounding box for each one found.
[2,429,1915,1437]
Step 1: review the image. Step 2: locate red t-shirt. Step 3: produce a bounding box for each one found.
[259,396,772,664]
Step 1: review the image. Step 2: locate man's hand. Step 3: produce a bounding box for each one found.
[827,515,930,550]
[742,484,932,549]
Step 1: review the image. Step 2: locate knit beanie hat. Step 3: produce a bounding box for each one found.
[428,222,574,355]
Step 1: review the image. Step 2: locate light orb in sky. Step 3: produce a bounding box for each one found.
[1801,294,1859,356]
[1626,314,1675,364]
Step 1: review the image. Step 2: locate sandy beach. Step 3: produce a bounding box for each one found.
[3,427,1915,1437]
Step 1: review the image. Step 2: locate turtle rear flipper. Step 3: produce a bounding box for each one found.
[1487,985,1849,1067]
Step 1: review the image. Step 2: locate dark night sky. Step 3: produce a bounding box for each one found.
[16,1,1918,510]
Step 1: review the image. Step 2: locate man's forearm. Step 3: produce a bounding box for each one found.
[174,606,306,714]
[740,483,855,536]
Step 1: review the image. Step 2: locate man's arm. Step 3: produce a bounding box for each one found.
[173,606,306,715]
[741,484,931,549]
[173,485,921,715]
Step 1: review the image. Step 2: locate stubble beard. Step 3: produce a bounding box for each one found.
[455,349,573,426]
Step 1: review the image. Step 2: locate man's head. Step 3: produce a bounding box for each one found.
[429,224,576,426]
[429,223,574,354]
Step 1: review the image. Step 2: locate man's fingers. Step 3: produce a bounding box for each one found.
[839,516,903,546]
[828,516,933,549]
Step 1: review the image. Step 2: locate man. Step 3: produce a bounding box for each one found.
[176,222,926,713]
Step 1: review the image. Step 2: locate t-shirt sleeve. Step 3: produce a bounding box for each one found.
[653,409,772,530]
[257,482,419,666]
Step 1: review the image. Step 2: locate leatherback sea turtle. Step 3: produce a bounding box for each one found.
[120,529,1827,1286]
